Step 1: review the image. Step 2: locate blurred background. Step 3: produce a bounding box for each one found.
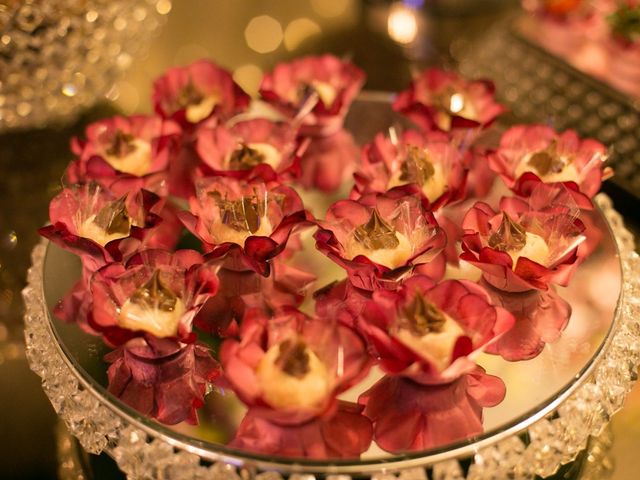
[0,0,638,478]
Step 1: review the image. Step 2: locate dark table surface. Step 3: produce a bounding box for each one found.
[1,1,638,478]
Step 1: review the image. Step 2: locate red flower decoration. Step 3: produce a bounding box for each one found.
[196,118,303,181]
[195,256,316,337]
[393,68,505,133]
[105,336,220,425]
[488,125,612,198]
[220,307,371,425]
[298,128,360,192]
[229,401,372,459]
[179,176,312,275]
[481,279,571,361]
[354,129,467,209]
[152,60,250,127]
[314,279,372,329]
[357,276,514,384]
[90,249,218,345]
[66,115,181,195]
[315,186,446,290]
[259,54,365,136]
[524,0,590,17]
[461,186,587,292]
[38,184,170,271]
[359,367,505,453]
[54,276,97,335]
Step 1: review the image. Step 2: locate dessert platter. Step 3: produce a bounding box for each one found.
[23,55,640,479]
[460,1,640,200]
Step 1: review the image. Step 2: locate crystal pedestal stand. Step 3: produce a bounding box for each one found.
[23,194,640,480]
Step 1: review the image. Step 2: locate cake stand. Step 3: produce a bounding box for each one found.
[23,96,640,479]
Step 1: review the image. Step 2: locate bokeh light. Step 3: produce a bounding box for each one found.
[284,18,322,51]
[233,64,264,97]
[387,3,418,45]
[310,0,352,18]
[245,15,283,54]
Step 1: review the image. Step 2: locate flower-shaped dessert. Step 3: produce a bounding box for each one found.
[298,128,360,192]
[461,191,587,292]
[153,60,250,127]
[195,256,316,337]
[259,54,365,136]
[605,2,640,95]
[523,0,588,16]
[38,184,169,271]
[106,336,220,425]
[314,279,372,329]
[392,68,505,133]
[90,249,218,345]
[54,277,96,335]
[354,129,467,209]
[315,187,445,290]
[489,125,611,198]
[66,115,181,194]
[357,276,514,384]
[359,367,505,453]
[229,401,372,458]
[179,176,311,275]
[480,279,571,361]
[196,118,302,181]
[522,1,599,58]
[220,307,371,425]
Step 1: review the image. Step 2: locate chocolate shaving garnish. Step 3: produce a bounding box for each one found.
[177,78,205,108]
[400,145,436,185]
[130,270,178,313]
[527,141,567,176]
[212,192,264,233]
[488,213,527,252]
[93,197,131,236]
[353,209,400,250]
[105,130,136,158]
[400,294,446,335]
[276,339,310,378]
[228,144,265,170]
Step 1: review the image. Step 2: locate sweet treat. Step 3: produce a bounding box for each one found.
[39,55,611,459]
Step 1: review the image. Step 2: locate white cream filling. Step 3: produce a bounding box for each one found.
[346,230,413,269]
[515,153,580,183]
[228,142,281,169]
[118,297,186,338]
[255,342,331,410]
[185,95,218,123]
[444,259,482,282]
[392,313,465,372]
[387,162,447,204]
[508,231,550,267]
[104,139,152,176]
[310,80,337,107]
[78,214,131,246]
[210,217,273,246]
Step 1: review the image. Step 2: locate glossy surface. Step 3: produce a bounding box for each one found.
[42,95,622,463]
[1,0,639,478]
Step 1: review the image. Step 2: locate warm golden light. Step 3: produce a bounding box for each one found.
[449,93,465,113]
[284,18,322,51]
[233,64,264,97]
[245,15,283,54]
[156,0,172,15]
[387,4,418,45]
[310,0,351,18]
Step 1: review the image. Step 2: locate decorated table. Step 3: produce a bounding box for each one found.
[1,1,640,479]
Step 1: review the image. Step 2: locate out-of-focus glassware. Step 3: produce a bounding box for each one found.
[0,0,170,132]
